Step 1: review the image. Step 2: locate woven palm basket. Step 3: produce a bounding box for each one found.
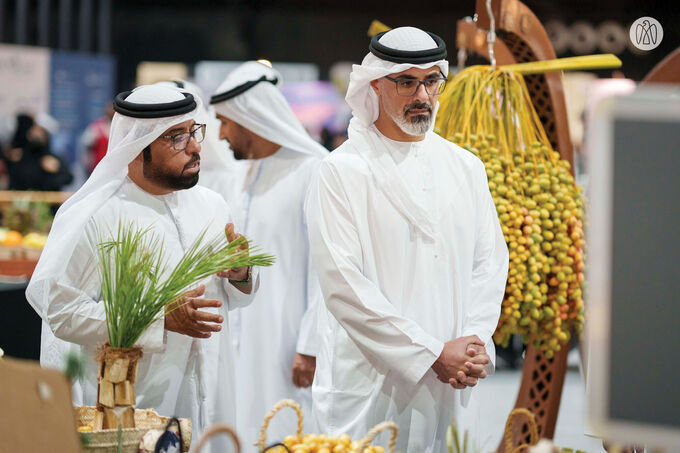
[75,406,192,452]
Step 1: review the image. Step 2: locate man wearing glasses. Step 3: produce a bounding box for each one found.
[27,84,257,452]
[305,27,508,452]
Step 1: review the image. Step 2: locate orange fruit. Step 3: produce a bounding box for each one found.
[3,230,23,246]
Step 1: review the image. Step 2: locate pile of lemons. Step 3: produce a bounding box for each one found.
[0,228,48,248]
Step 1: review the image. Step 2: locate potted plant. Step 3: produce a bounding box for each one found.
[94,221,274,430]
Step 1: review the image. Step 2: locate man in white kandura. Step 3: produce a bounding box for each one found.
[26,84,259,451]
[305,27,509,452]
[209,61,326,444]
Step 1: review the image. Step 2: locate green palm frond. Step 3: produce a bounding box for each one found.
[97,220,275,348]
[447,420,489,453]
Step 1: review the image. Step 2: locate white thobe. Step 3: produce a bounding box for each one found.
[228,147,323,445]
[304,128,508,453]
[41,177,257,452]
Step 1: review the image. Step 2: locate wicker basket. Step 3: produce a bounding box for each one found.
[257,399,399,453]
[497,408,539,453]
[76,406,191,453]
[193,424,241,453]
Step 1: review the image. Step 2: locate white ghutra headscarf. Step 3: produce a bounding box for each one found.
[27,84,200,368]
[345,27,449,241]
[210,61,327,158]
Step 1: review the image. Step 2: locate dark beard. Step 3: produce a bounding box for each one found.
[143,156,200,190]
[232,149,248,160]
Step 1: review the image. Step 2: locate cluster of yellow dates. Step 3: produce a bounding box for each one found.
[456,134,585,357]
[436,66,585,356]
[266,433,385,453]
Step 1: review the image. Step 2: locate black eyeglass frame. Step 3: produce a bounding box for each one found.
[159,123,206,151]
[383,74,448,97]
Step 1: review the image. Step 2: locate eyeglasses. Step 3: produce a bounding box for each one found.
[159,123,206,151]
[383,75,447,97]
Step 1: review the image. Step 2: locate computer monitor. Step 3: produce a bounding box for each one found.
[586,86,680,450]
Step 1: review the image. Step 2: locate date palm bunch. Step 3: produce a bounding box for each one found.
[435,66,585,357]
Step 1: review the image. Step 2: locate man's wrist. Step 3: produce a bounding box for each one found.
[229,266,252,285]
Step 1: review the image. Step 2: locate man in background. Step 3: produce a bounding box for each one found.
[81,103,114,174]
[210,60,327,444]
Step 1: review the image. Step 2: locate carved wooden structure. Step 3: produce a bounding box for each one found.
[642,47,680,84]
[455,1,574,449]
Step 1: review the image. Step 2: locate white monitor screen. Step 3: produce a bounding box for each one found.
[587,86,680,449]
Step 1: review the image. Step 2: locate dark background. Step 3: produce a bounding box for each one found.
[0,0,678,91]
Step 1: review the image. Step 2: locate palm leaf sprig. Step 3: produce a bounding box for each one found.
[98,221,275,348]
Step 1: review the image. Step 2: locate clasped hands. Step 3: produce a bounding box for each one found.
[431,335,490,389]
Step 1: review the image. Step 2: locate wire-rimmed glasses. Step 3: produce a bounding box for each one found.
[160,123,206,151]
[383,75,447,96]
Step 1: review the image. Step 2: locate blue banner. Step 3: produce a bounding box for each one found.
[49,51,115,173]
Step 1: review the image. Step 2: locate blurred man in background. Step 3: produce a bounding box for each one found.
[80,103,114,174]
[2,113,73,191]
[210,60,327,444]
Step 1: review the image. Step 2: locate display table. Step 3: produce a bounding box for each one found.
[0,281,42,361]
[0,248,40,279]
[0,190,73,207]
[0,191,70,361]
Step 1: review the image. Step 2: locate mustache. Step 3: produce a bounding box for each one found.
[404,103,433,115]
[184,155,200,169]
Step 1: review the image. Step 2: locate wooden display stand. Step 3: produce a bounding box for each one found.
[456,0,574,449]
[0,250,40,278]
[0,190,73,208]
[457,0,574,167]
[642,47,680,84]
[0,190,71,280]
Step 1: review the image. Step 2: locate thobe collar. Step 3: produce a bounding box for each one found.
[124,177,180,210]
[348,122,437,241]
[375,128,427,161]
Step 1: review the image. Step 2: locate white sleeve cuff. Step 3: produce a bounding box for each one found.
[223,267,260,310]
[295,340,317,357]
[403,337,445,385]
[135,316,165,353]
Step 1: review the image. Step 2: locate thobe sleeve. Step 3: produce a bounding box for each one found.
[295,219,322,356]
[221,268,260,310]
[461,160,509,374]
[216,193,261,310]
[305,161,444,385]
[43,219,164,351]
